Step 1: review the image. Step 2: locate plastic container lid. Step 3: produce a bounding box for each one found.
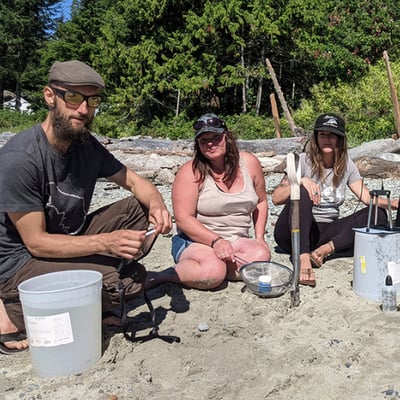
[258,275,272,284]
[385,275,393,286]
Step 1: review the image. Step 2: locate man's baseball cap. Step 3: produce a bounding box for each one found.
[48,60,105,89]
[314,113,345,136]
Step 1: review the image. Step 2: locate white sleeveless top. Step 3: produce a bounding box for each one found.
[196,158,259,242]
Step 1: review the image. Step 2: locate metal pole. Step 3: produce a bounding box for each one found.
[286,153,301,307]
[290,199,301,307]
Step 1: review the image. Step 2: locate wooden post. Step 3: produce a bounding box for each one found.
[269,93,282,138]
[383,51,400,139]
[266,58,301,137]
[175,89,180,118]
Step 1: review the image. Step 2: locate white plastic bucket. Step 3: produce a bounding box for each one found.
[18,270,102,377]
[353,228,400,302]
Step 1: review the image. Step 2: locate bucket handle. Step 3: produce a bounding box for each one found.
[367,189,393,231]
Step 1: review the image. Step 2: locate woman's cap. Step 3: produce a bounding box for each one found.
[314,113,345,136]
[193,113,227,138]
[48,60,105,89]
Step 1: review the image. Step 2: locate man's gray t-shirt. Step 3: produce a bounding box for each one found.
[299,153,361,223]
[0,124,123,283]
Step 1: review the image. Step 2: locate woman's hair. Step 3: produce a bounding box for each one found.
[306,131,348,187]
[192,129,240,186]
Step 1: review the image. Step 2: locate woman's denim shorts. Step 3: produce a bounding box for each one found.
[171,233,193,263]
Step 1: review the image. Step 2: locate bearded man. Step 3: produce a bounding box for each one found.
[0,60,172,354]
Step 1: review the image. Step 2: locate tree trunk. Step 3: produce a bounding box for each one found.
[241,44,247,113]
[266,58,304,137]
[175,89,180,118]
[255,47,265,116]
[270,93,281,138]
[15,81,21,113]
[0,82,3,109]
[383,51,400,139]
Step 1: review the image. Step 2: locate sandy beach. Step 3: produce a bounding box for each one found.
[1,173,400,400]
[2,232,400,399]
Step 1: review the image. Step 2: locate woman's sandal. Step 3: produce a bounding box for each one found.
[299,268,316,287]
[310,253,323,268]
[310,240,335,269]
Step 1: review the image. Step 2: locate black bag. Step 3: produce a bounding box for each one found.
[116,229,180,344]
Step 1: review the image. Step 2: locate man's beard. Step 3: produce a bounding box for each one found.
[51,107,93,144]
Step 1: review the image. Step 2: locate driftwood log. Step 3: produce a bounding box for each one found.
[1,132,400,184]
[354,156,400,178]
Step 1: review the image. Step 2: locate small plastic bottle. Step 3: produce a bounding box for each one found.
[258,275,272,293]
[382,275,397,313]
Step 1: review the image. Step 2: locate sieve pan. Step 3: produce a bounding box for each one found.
[238,259,293,298]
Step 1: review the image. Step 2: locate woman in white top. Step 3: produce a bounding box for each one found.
[272,113,398,287]
[146,113,270,289]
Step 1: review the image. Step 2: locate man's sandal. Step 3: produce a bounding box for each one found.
[0,331,28,355]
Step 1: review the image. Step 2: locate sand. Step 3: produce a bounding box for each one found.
[1,227,400,400]
[2,170,400,400]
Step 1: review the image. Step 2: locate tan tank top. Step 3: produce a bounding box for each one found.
[196,158,259,242]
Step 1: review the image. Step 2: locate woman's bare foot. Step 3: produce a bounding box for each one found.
[0,299,29,354]
[299,253,316,287]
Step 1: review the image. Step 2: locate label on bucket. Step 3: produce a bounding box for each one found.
[360,256,366,274]
[26,312,74,347]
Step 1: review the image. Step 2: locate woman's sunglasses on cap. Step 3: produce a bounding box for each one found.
[193,116,226,131]
[51,87,102,108]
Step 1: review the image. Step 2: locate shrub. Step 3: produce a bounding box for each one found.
[0,109,43,133]
[292,60,400,147]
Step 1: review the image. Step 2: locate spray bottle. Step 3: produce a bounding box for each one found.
[382,275,397,313]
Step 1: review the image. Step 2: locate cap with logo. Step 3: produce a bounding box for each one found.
[193,113,227,139]
[48,60,105,89]
[314,113,345,136]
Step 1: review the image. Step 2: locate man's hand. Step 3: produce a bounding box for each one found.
[107,229,152,260]
[148,201,173,235]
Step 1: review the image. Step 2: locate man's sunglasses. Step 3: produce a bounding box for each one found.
[51,87,102,108]
[193,116,226,131]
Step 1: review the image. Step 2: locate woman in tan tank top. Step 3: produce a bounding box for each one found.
[146,114,271,290]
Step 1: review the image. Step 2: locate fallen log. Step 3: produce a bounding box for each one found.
[354,156,400,178]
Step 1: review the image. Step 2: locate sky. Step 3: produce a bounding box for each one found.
[58,0,72,21]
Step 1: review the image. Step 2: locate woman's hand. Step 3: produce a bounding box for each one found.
[301,177,321,204]
[212,238,235,262]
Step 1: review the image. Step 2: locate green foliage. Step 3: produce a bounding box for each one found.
[0,110,43,133]
[293,60,400,147]
[93,111,278,140]
[139,114,194,140]
[1,0,61,95]
[225,114,277,139]
[5,0,400,146]
[91,113,128,138]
